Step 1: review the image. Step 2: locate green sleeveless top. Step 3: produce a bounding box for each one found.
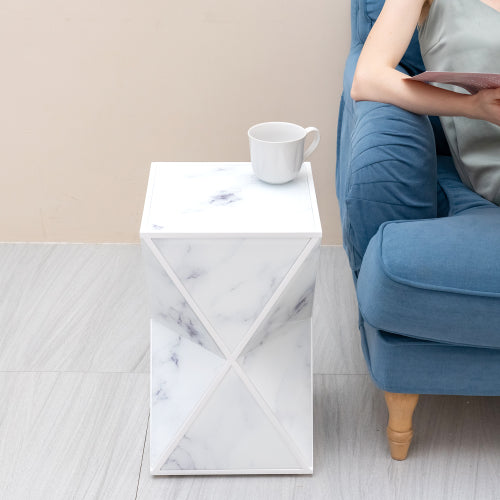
[418,0,500,205]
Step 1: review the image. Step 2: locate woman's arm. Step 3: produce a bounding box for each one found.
[350,0,500,124]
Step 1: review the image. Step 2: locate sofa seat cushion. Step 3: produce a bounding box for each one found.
[360,321,500,396]
[357,204,500,348]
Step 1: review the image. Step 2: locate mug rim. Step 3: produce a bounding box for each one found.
[248,121,306,144]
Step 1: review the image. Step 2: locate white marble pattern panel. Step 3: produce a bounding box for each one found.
[242,238,321,354]
[152,237,309,353]
[142,162,320,236]
[237,319,312,467]
[160,368,302,472]
[141,241,224,358]
[150,319,227,472]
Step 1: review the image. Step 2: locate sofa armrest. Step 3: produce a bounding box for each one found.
[336,49,438,274]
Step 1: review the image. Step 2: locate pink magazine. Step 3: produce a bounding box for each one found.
[410,71,500,94]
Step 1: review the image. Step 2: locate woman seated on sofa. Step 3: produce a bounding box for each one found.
[350,0,500,206]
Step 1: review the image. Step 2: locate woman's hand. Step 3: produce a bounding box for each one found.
[468,88,500,126]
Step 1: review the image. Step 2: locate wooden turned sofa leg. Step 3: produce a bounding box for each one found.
[384,391,419,460]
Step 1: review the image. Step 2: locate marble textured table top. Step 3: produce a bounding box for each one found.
[140,162,322,238]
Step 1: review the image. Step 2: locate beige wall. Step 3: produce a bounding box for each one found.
[1,1,351,244]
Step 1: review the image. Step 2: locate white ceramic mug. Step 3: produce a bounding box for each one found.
[248,122,320,184]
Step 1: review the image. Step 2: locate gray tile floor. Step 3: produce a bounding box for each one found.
[1,244,499,500]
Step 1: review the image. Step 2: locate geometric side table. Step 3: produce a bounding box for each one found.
[140,162,322,475]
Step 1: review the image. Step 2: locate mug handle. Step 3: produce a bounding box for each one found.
[303,127,320,160]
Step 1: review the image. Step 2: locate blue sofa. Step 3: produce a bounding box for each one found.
[336,0,500,460]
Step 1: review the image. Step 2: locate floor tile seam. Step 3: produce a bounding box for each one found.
[0,371,369,375]
[0,370,150,374]
[0,242,140,246]
[134,413,149,500]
